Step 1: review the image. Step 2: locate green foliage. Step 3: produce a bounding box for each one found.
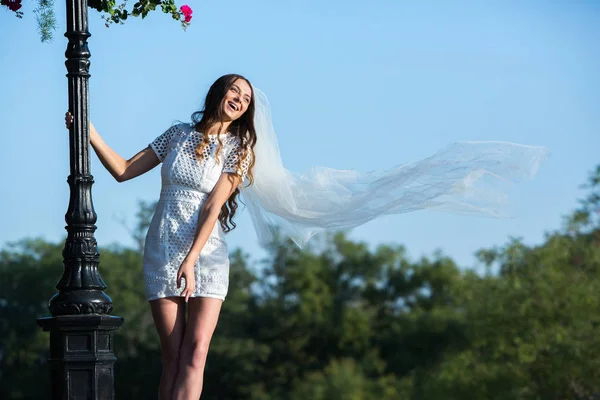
[290,358,399,400]
[1,165,600,399]
[88,0,189,28]
[566,165,600,233]
[4,0,191,42]
[34,1,56,43]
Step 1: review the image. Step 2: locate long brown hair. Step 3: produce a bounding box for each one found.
[191,74,257,233]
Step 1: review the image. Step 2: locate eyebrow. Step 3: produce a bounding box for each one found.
[232,84,251,100]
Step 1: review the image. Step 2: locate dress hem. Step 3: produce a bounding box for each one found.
[147,293,226,302]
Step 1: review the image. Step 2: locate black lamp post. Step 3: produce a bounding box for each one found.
[37,0,123,398]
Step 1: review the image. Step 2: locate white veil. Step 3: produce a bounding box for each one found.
[240,88,550,248]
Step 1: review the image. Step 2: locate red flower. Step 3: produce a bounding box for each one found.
[180,4,193,23]
[2,0,22,12]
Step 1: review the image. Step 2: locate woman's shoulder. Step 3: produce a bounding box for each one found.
[159,122,195,141]
[171,122,194,134]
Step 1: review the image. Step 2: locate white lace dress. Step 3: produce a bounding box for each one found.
[143,123,250,301]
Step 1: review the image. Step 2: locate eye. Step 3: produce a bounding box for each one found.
[243,97,250,104]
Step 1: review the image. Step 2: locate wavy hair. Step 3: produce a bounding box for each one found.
[191,74,257,233]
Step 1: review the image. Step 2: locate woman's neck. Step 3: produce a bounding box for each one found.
[205,121,232,136]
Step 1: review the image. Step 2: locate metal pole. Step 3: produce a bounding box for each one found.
[38,0,123,398]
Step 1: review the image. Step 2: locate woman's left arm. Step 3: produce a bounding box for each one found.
[177,172,242,301]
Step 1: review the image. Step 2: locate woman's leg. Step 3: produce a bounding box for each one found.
[150,297,187,400]
[172,297,223,400]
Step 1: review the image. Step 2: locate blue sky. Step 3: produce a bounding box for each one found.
[1,1,598,270]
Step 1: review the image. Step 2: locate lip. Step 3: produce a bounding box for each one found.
[227,101,238,112]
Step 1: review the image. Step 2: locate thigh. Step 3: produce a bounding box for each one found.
[182,297,223,347]
[150,297,187,358]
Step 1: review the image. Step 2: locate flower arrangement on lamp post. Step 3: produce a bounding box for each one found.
[1,0,193,42]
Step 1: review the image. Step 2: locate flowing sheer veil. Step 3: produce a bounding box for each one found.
[240,88,550,248]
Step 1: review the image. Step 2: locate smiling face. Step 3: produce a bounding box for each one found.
[192,74,256,137]
[222,78,253,122]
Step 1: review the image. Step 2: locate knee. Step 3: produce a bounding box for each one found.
[161,345,181,370]
[180,340,211,370]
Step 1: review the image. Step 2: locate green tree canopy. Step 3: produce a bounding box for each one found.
[1,165,599,399]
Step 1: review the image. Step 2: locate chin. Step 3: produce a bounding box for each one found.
[223,109,235,120]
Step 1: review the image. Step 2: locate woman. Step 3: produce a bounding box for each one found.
[67,73,549,399]
[68,74,256,400]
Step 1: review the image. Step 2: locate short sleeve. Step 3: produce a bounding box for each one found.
[149,125,180,162]
[223,137,252,179]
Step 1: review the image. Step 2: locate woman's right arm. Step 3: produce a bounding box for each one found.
[66,112,160,182]
[90,122,160,182]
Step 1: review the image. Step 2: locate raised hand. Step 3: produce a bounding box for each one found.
[65,111,73,129]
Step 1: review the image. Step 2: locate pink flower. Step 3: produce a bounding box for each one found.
[1,0,22,12]
[180,5,193,23]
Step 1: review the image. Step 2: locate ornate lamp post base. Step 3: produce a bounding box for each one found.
[38,315,124,399]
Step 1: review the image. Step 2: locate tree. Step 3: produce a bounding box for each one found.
[406,167,600,399]
[567,165,600,234]
[0,239,60,399]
